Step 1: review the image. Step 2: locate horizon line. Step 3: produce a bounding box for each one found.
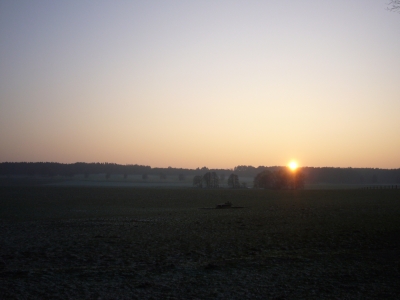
[1,161,399,171]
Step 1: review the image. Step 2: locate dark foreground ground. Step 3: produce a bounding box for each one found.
[0,187,399,299]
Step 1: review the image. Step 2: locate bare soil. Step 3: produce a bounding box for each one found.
[1,187,399,299]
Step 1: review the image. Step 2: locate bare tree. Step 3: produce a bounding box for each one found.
[202,172,219,188]
[219,174,226,182]
[253,170,274,189]
[388,0,400,12]
[254,168,305,190]
[227,173,240,188]
[193,175,203,187]
[273,168,290,189]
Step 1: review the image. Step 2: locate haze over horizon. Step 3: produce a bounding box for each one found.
[1,1,399,170]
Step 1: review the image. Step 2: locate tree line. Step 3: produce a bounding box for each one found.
[253,168,304,189]
[1,162,399,185]
[193,168,304,190]
[193,167,305,190]
[232,165,400,185]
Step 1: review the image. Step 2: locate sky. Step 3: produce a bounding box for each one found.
[1,1,399,169]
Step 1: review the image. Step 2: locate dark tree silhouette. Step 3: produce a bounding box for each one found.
[160,172,167,180]
[227,173,240,188]
[274,168,305,190]
[272,168,290,189]
[105,172,111,180]
[388,0,400,12]
[220,174,226,182]
[254,168,304,190]
[178,174,185,181]
[291,169,305,190]
[193,175,203,187]
[123,172,128,179]
[253,170,274,189]
[142,173,148,180]
[202,172,219,188]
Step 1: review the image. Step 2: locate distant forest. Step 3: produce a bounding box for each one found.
[1,162,400,185]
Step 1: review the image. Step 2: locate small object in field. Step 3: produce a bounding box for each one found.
[199,201,244,209]
[216,201,232,209]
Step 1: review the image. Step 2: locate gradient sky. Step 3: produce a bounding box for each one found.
[1,1,399,169]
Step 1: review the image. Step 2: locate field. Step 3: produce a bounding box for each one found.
[1,187,399,299]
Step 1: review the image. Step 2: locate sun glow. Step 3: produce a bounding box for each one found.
[289,161,298,171]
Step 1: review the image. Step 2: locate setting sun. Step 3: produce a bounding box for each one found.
[289,161,298,170]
